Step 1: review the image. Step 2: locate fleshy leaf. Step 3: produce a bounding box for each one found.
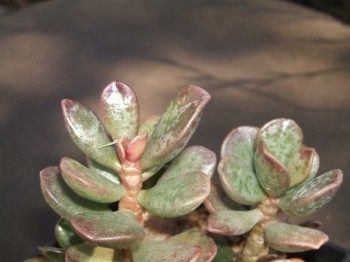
[100,81,139,140]
[287,147,315,187]
[208,209,263,236]
[218,156,266,205]
[256,118,303,166]
[126,133,148,162]
[278,169,343,216]
[62,99,120,172]
[264,221,328,252]
[221,126,259,162]
[38,247,65,262]
[138,170,210,217]
[55,219,84,250]
[71,210,145,248]
[255,142,290,197]
[212,235,237,262]
[141,85,210,170]
[138,115,160,137]
[308,151,320,180]
[131,239,201,262]
[40,167,110,221]
[60,157,125,203]
[66,243,122,262]
[86,157,120,184]
[170,228,217,262]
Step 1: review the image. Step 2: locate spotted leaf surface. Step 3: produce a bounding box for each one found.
[40,167,110,221]
[170,228,217,262]
[264,221,328,253]
[218,156,266,205]
[278,169,343,216]
[71,210,145,249]
[100,81,139,140]
[256,118,303,166]
[60,157,125,203]
[62,99,120,172]
[138,115,160,137]
[138,171,210,217]
[55,219,83,250]
[255,142,290,197]
[66,243,122,262]
[208,209,263,236]
[287,147,315,187]
[38,247,65,262]
[141,85,210,170]
[131,239,201,262]
[86,157,120,184]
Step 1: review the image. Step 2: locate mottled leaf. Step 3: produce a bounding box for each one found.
[221,126,259,162]
[55,219,84,250]
[71,210,145,248]
[208,209,263,236]
[256,118,303,166]
[66,243,122,262]
[100,81,139,140]
[278,169,343,216]
[131,239,201,262]
[287,147,315,187]
[138,170,210,217]
[40,167,110,221]
[62,99,120,172]
[141,85,210,170]
[264,221,328,252]
[138,115,160,137]
[255,142,290,197]
[218,156,266,205]
[86,157,120,184]
[60,157,125,203]
[38,247,65,262]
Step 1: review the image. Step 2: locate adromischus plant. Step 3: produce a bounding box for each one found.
[37,81,218,262]
[205,118,343,261]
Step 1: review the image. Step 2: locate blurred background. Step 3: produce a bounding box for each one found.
[0,0,349,261]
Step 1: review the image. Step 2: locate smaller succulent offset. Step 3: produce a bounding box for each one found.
[36,81,217,262]
[206,118,343,262]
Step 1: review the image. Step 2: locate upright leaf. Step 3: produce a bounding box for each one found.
[141,85,210,170]
[138,115,160,137]
[66,243,122,262]
[55,219,83,250]
[287,147,315,187]
[100,81,139,140]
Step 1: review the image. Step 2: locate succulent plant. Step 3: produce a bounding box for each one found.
[206,118,343,262]
[35,81,217,261]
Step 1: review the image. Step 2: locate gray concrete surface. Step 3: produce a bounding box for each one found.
[0,0,349,261]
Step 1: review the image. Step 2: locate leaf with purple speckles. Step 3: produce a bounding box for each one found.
[278,169,343,216]
[256,118,303,166]
[40,167,110,221]
[141,85,210,170]
[287,147,315,187]
[100,81,139,141]
[264,221,328,252]
[208,209,263,236]
[62,99,120,172]
[71,210,145,249]
[38,247,65,262]
[55,219,83,250]
[60,158,125,203]
[131,239,201,262]
[65,243,122,262]
[255,141,290,197]
[219,155,266,205]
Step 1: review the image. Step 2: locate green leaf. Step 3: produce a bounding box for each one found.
[60,157,125,203]
[87,157,120,184]
[218,156,266,205]
[170,228,217,262]
[138,115,160,137]
[287,147,315,187]
[38,247,65,262]
[256,118,303,166]
[55,219,84,250]
[221,126,259,162]
[138,170,210,218]
[100,81,139,140]
[62,99,120,172]
[131,239,201,262]
[212,235,237,262]
[40,166,110,221]
[141,85,210,170]
[264,221,328,252]
[71,210,145,249]
[278,169,343,216]
[65,243,122,262]
[255,142,290,197]
[208,209,263,236]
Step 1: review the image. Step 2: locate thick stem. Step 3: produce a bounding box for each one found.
[121,248,133,262]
